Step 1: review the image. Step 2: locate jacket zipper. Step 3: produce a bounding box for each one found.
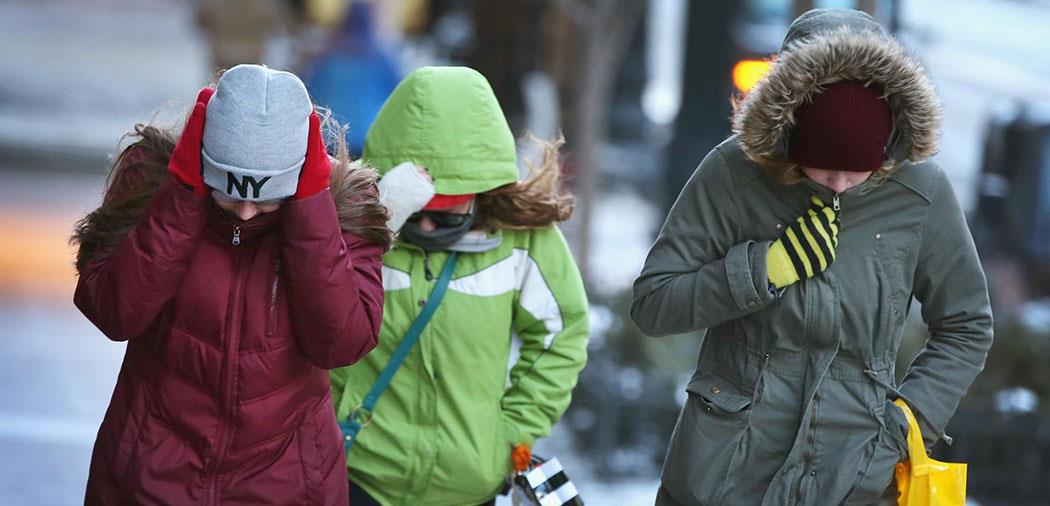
[423,251,434,281]
[267,258,281,336]
[750,352,772,405]
[231,226,241,246]
[832,194,840,212]
[206,248,247,504]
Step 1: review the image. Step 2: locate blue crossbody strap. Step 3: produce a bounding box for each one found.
[340,252,459,451]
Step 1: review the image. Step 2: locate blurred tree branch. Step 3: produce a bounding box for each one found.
[468,0,646,281]
[550,0,596,27]
[551,0,646,281]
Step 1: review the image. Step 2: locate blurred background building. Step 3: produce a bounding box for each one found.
[2,0,1050,504]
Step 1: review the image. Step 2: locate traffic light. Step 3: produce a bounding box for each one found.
[732,59,773,94]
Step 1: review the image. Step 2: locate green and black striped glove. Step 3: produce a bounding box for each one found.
[767,196,840,289]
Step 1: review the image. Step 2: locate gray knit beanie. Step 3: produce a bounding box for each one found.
[202,64,312,202]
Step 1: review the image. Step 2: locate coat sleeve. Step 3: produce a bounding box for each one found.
[74,175,208,341]
[500,226,589,447]
[631,146,777,337]
[899,169,994,446]
[279,189,384,369]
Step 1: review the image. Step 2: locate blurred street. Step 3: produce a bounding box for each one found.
[903,0,1050,210]
[0,1,202,502]
[0,166,122,504]
[3,0,1050,504]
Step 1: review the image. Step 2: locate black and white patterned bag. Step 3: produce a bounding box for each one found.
[511,456,584,506]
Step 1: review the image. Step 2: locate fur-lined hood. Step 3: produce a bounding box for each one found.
[732,9,941,176]
[73,135,391,273]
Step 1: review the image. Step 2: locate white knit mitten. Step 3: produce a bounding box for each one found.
[378,162,436,232]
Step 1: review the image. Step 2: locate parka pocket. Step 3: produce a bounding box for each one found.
[841,426,904,505]
[662,371,753,504]
[482,408,514,497]
[111,382,150,482]
[880,399,910,458]
[296,398,344,505]
[684,367,756,433]
[296,417,321,491]
[688,378,753,419]
[874,239,909,346]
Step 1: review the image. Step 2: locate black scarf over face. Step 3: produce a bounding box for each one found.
[399,206,478,251]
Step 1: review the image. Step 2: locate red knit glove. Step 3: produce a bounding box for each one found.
[168,87,214,197]
[292,111,332,200]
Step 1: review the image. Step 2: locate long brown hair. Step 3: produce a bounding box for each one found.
[71,108,392,275]
[71,124,174,274]
[474,135,575,230]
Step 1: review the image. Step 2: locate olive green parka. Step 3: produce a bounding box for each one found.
[632,9,993,506]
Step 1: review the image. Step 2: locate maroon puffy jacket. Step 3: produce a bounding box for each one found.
[75,165,383,505]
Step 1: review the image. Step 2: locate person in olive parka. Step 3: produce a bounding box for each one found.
[632,9,993,505]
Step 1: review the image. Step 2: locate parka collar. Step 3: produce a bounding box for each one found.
[800,176,881,203]
[204,199,281,246]
[396,228,503,254]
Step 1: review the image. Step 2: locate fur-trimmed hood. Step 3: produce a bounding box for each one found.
[732,9,941,177]
[73,133,391,273]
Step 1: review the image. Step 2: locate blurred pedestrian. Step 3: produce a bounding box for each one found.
[71,64,391,505]
[632,9,992,505]
[301,0,401,155]
[330,66,589,506]
[196,0,295,71]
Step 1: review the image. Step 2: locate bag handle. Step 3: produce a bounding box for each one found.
[894,399,952,475]
[340,252,460,450]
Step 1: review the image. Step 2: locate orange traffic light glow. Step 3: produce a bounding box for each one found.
[733,59,773,94]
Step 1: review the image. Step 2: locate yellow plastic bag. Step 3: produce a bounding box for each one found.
[893,399,967,505]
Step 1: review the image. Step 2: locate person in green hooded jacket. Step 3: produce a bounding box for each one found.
[329,66,589,505]
[632,9,993,506]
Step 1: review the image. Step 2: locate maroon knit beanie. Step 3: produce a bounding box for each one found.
[789,81,892,172]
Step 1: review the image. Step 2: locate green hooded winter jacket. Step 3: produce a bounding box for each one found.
[632,10,993,506]
[330,66,589,505]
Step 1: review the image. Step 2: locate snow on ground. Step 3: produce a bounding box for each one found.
[0,298,122,505]
[587,188,661,296]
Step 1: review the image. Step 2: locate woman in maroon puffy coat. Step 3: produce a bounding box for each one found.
[70,65,391,505]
